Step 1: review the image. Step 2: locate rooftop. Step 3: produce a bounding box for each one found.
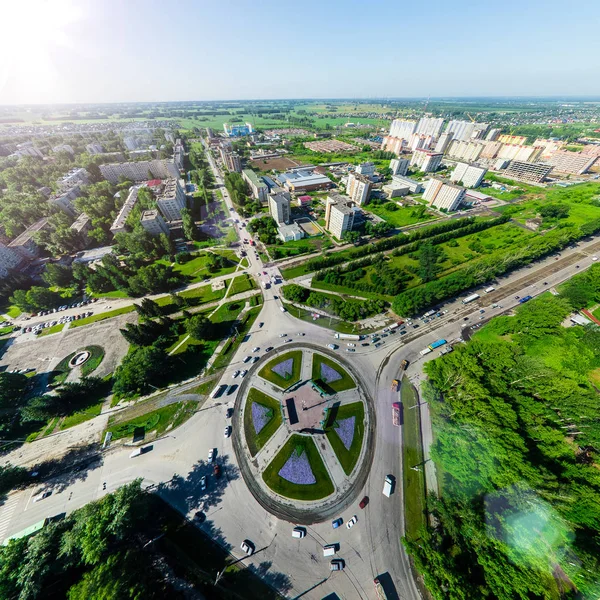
[8,218,49,247]
[242,169,267,188]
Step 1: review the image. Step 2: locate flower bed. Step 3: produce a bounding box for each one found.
[278,447,316,485]
[243,388,282,456]
[321,363,342,384]
[251,402,273,435]
[325,402,364,475]
[258,351,302,389]
[311,354,355,393]
[272,358,294,379]
[334,416,355,451]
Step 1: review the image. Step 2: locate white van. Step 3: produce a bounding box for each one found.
[292,526,306,539]
[323,544,337,556]
[383,475,394,497]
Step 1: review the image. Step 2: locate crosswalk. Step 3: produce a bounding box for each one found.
[0,494,20,543]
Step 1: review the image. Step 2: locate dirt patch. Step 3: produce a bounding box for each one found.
[250,157,302,171]
[296,219,321,236]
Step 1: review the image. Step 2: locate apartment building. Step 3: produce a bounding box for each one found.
[409,134,434,152]
[346,172,372,205]
[381,136,406,155]
[498,134,527,145]
[86,143,104,154]
[242,169,269,202]
[53,144,75,155]
[434,132,453,153]
[504,160,553,183]
[70,213,92,248]
[496,144,542,163]
[224,152,242,173]
[100,159,179,184]
[445,140,485,162]
[48,185,82,217]
[416,117,445,138]
[355,162,375,178]
[390,158,409,176]
[325,194,355,240]
[450,163,488,188]
[445,120,488,141]
[110,185,142,236]
[485,129,501,142]
[410,149,443,172]
[533,139,566,160]
[423,178,465,211]
[269,193,291,225]
[0,243,23,278]
[544,151,598,175]
[173,139,185,171]
[156,179,187,221]
[140,210,169,236]
[389,119,417,140]
[8,218,50,259]
[57,168,90,191]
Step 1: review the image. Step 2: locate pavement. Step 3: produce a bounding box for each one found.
[1,145,599,599]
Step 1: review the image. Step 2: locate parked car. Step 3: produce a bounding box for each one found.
[200,476,207,491]
[208,448,215,463]
[332,517,343,529]
[346,515,358,529]
[224,426,231,438]
[359,496,369,509]
[241,540,255,555]
[330,559,345,571]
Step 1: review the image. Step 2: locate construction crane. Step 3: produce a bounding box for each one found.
[423,94,431,113]
[466,112,476,123]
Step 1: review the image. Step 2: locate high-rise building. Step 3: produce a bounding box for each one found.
[0,242,23,279]
[156,179,187,221]
[498,134,528,145]
[410,149,443,172]
[100,159,179,183]
[269,193,291,225]
[446,140,485,162]
[410,133,434,151]
[544,151,597,175]
[533,139,566,160]
[504,161,553,183]
[485,129,501,142]
[325,194,355,240]
[416,117,445,138]
[355,162,375,177]
[389,119,417,140]
[390,158,409,176]
[445,120,488,141]
[381,136,406,156]
[346,172,372,205]
[140,210,169,236]
[224,152,242,173]
[496,144,542,163]
[173,139,185,171]
[423,178,465,211]
[242,169,268,202]
[434,132,453,154]
[86,143,104,154]
[450,163,487,188]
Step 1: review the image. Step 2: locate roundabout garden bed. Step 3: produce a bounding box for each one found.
[243,388,283,456]
[258,350,302,389]
[324,402,365,476]
[311,354,355,393]
[49,345,105,386]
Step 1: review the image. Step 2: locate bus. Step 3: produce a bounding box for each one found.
[462,293,480,304]
[374,576,391,599]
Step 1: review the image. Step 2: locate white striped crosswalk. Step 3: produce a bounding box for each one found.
[0,494,20,543]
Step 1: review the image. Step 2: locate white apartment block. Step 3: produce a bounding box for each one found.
[390,158,409,176]
[346,172,372,205]
[485,129,501,142]
[533,139,565,160]
[269,193,291,225]
[416,117,445,138]
[53,144,74,155]
[173,139,185,171]
[110,185,142,235]
[445,120,488,142]
[423,178,465,211]
[410,134,434,152]
[544,151,597,175]
[381,136,406,156]
[496,144,542,163]
[57,168,90,191]
[86,143,104,154]
[242,169,268,202]
[100,159,179,184]
[49,185,82,217]
[325,195,355,240]
[389,119,417,140]
[0,243,23,278]
[355,162,375,177]
[446,140,485,162]
[434,132,453,154]
[140,210,169,236]
[156,179,187,221]
[450,163,487,188]
[410,149,443,172]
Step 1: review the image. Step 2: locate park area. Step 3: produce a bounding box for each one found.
[243,388,282,456]
[311,354,355,393]
[324,402,365,476]
[367,203,436,228]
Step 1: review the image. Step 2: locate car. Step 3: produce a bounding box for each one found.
[327,344,338,350]
[359,496,369,509]
[330,559,345,571]
[224,426,231,438]
[346,515,358,529]
[346,348,355,352]
[347,343,356,347]
[412,324,419,329]
[233,370,240,378]
[374,342,383,348]
[252,356,260,363]
[479,309,485,314]
[241,540,255,555]
[297,332,305,336]
[463,316,469,321]
[243,356,252,363]
[292,526,306,538]
[200,476,207,491]
[33,489,52,503]
[252,347,260,352]
[226,384,237,395]
[208,449,215,463]
[240,370,248,378]
[285,338,292,343]
[265,346,273,352]
[361,342,370,346]
[279,333,286,338]
[515,295,520,299]
[273,295,278,300]
[258,322,264,327]
[400,330,407,336]
[479,316,484,320]
[263,271,267,275]
[332,517,343,529]
[544,282,548,285]
[213,464,222,478]
[593,257,598,261]
[226,407,233,418]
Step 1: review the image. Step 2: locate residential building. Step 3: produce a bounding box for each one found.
[485,129,501,142]
[582,144,600,157]
[86,143,104,154]
[297,195,312,207]
[278,223,304,242]
[480,141,503,159]
[390,158,409,176]
[544,151,597,175]
[325,194,355,240]
[410,149,443,172]
[389,119,417,140]
[450,163,487,188]
[391,175,423,194]
[165,131,176,143]
[445,140,485,162]
[434,132,453,153]
[70,213,92,248]
[156,179,187,221]
[346,172,372,206]
[498,134,527,145]
[0,243,24,278]
[496,144,542,163]
[224,152,242,173]
[416,117,445,138]
[533,138,566,160]
[223,122,254,137]
[242,169,269,202]
[8,218,50,259]
[173,139,185,171]
[355,162,375,178]
[269,193,291,225]
[423,178,465,211]
[124,136,144,151]
[100,159,179,183]
[381,136,406,156]
[57,168,90,191]
[14,142,44,158]
[275,168,332,193]
[445,120,488,141]
[49,185,82,217]
[53,144,75,155]
[140,210,169,236]
[504,160,553,183]
[410,133,433,151]
[110,185,142,236]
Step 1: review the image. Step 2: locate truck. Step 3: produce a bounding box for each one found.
[423,309,436,318]
[334,333,360,341]
[388,323,399,331]
[383,475,394,497]
[419,347,432,356]
[391,379,400,392]
[462,293,480,304]
[374,577,392,600]
[392,402,402,427]
[519,295,533,304]
[400,359,409,370]
[485,286,496,293]
[428,339,447,350]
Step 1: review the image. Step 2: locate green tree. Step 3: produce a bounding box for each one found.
[185,314,209,340]
[0,372,28,408]
[113,346,171,395]
[180,207,198,241]
[417,242,444,283]
[42,263,74,288]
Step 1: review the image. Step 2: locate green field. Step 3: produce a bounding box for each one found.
[70,305,136,328]
[227,273,256,296]
[178,284,226,304]
[243,388,283,456]
[367,203,436,228]
[39,323,65,337]
[311,354,356,392]
[325,402,365,475]
[161,250,238,284]
[262,434,334,500]
[60,401,104,430]
[258,350,303,389]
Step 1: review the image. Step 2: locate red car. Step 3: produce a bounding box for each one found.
[359,496,369,509]
[213,464,222,478]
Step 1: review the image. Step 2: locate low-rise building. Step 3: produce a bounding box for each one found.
[355,162,376,178]
[504,160,553,183]
[423,178,465,211]
[450,163,488,188]
[278,223,304,242]
[276,168,332,193]
[86,143,104,154]
[8,218,50,259]
[297,195,312,207]
[382,183,410,198]
[48,185,82,217]
[140,210,169,236]
[390,158,409,176]
[53,144,75,155]
[391,175,423,194]
[57,168,90,192]
[269,193,291,225]
[346,172,372,205]
[156,179,187,221]
[70,213,93,248]
[410,149,443,172]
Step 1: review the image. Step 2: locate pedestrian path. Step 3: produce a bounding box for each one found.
[0,493,21,543]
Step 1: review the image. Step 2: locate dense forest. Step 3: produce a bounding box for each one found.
[406,271,600,599]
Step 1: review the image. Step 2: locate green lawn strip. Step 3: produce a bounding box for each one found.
[244,388,283,456]
[311,279,391,301]
[0,326,13,336]
[210,299,246,324]
[227,274,256,296]
[39,323,65,337]
[324,402,364,475]
[262,434,334,500]
[401,376,427,539]
[90,289,130,299]
[80,345,105,376]
[60,401,104,430]
[5,306,21,319]
[258,350,302,389]
[178,284,226,304]
[48,352,77,386]
[367,204,436,228]
[311,354,355,392]
[107,401,197,441]
[70,305,136,328]
[593,307,600,321]
[283,302,364,334]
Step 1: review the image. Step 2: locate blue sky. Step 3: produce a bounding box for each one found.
[1,0,599,104]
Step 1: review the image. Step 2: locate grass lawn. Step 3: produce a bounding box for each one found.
[227,273,256,296]
[39,323,65,337]
[262,434,334,500]
[0,326,13,336]
[258,350,303,389]
[60,400,104,430]
[284,303,372,334]
[209,299,246,324]
[70,305,136,328]
[90,289,130,299]
[325,401,365,475]
[311,354,356,392]
[401,376,427,539]
[367,204,436,228]
[49,352,76,386]
[243,388,283,456]
[178,284,226,304]
[81,345,105,376]
[107,401,197,440]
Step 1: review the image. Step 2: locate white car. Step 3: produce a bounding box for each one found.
[327,344,338,350]
[224,426,231,438]
[279,333,286,338]
[347,343,356,347]
[200,476,207,491]
[593,256,598,261]
[243,356,252,363]
[346,515,358,529]
[252,347,260,352]
[297,332,305,336]
[208,449,215,463]
[33,489,52,503]
[241,540,255,555]
[240,370,248,378]
[233,370,240,378]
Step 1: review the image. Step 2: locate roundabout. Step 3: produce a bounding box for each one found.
[232,343,375,524]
